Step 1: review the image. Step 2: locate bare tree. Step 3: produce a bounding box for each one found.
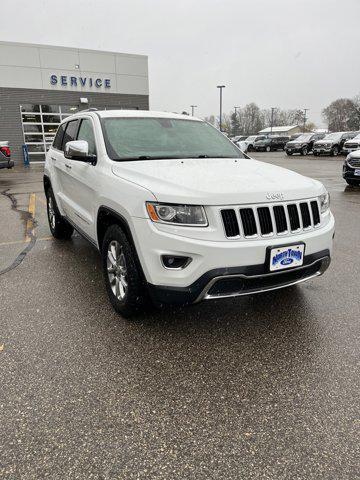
[322,98,359,131]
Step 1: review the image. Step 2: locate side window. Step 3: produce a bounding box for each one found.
[53,123,66,150]
[77,118,97,155]
[61,120,79,151]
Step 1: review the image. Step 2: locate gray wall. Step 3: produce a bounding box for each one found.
[0,87,149,164]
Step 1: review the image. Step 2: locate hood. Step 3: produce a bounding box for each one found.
[111,158,323,205]
[345,138,360,145]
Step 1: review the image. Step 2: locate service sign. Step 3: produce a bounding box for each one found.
[50,75,111,89]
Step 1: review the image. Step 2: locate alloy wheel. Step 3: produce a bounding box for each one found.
[107,240,128,300]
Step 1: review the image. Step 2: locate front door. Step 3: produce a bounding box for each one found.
[64,117,99,239]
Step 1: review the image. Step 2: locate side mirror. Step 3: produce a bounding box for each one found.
[64,140,95,163]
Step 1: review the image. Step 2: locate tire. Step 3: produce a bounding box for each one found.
[46,187,74,239]
[102,224,147,318]
[247,144,253,152]
[331,146,339,156]
[313,151,319,156]
[265,146,271,152]
[286,151,293,156]
[346,179,360,186]
[301,147,308,156]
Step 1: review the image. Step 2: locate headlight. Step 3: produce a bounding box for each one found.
[319,192,330,213]
[146,202,208,226]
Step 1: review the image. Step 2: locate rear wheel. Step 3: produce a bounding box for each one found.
[46,187,73,239]
[247,145,253,152]
[301,147,308,156]
[313,151,319,156]
[265,146,271,152]
[331,146,339,156]
[102,224,147,318]
[286,151,293,156]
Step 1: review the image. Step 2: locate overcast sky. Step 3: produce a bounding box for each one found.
[1,0,360,126]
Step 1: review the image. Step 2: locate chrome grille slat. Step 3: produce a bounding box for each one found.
[221,199,322,239]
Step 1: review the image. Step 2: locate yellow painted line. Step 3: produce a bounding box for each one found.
[25,193,36,242]
[0,237,53,247]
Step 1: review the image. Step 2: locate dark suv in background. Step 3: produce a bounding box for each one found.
[343,150,360,186]
[253,136,290,152]
[285,133,325,156]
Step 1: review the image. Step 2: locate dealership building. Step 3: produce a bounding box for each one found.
[0,41,149,163]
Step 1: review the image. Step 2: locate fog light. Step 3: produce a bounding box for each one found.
[161,255,192,269]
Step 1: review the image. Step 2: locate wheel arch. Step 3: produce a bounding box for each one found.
[96,206,147,283]
[43,174,51,192]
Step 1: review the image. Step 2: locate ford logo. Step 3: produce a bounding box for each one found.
[280,258,293,266]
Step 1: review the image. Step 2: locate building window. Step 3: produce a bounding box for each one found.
[20,104,79,162]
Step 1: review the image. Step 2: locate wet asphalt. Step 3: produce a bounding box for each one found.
[0,153,359,479]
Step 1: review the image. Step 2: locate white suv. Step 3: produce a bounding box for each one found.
[44,110,335,317]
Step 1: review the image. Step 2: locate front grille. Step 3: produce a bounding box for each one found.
[240,208,257,236]
[287,204,300,230]
[221,209,239,237]
[345,143,359,149]
[348,157,360,168]
[221,199,321,238]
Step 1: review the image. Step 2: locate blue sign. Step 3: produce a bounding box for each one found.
[50,75,111,89]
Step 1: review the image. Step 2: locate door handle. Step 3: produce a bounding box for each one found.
[65,163,72,169]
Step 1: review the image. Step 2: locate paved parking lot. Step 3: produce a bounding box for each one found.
[0,152,359,479]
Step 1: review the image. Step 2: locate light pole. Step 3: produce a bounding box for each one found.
[270,107,276,134]
[190,105,197,116]
[303,108,309,132]
[217,85,225,131]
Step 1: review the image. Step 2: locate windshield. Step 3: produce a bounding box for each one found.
[323,132,343,141]
[295,134,313,142]
[246,136,256,141]
[102,117,244,160]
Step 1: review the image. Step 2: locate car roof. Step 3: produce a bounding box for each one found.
[70,109,202,122]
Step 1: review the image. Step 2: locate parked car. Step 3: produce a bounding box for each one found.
[342,134,360,155]
[242,135,267,152]
[44,110,334,317]
[0,141,14,169]
[253,136,290,152]
[232,135,247,144]
[285,133,325,156]
[313,132,358,156]
[342,150,360,186]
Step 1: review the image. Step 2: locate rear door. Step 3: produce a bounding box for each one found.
[63,117,99,238]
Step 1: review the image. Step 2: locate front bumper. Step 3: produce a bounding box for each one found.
[0,158,14,169]
[343,164,360,180]
[148,252,330,305]
[132,213,335,303]
[313,147,332,154]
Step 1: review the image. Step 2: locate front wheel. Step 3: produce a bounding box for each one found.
[301,147,308,156]
[331,146,339,156]
[46,187,73,239]
[265,146,271,152]
[286,151,293,156]
[102,224,147,318]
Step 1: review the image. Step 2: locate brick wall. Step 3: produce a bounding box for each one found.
[0,87,149,164]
